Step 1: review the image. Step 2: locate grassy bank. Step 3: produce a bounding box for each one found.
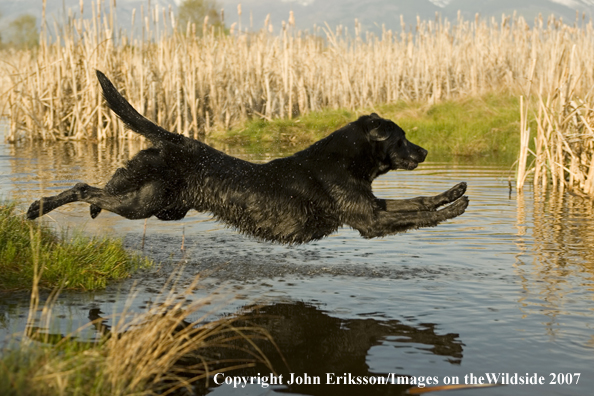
[221,93,525,161]
[0,203,149,291]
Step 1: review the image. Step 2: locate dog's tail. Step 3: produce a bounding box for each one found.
[96,70,185,145]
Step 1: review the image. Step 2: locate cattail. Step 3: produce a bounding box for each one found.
[5,10,594,145]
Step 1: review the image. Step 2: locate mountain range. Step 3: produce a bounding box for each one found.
[219,0,594,32]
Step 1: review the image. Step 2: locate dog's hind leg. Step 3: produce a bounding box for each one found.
[376,182,467,213]
[27,182,169,220]
[28,183,92,219]
[89,168,133,219]
[89,163,172,219]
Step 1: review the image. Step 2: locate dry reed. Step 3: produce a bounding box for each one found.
[2,3,594,141]
[17,266,278,395]
[517,45,594,198]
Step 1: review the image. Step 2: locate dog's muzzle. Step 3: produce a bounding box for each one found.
[392,146,427,170]
[414,147,428,163]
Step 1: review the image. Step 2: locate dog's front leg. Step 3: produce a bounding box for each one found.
[375,182,467,213]
[353,194,469,238]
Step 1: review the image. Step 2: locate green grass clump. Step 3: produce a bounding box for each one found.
[379,94,524,159]
[223,108,356,143]
[222,94,527,162]
[0,347,44,396]
[0,203,149,291]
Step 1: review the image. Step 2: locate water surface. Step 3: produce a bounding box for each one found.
[1,138,593,396]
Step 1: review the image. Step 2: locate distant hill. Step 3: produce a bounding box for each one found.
[0,0,593,36]
[0,0,176,37]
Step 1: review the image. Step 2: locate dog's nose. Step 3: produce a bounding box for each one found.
[416,147,428,163]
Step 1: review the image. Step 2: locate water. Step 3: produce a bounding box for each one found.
[1,138,594,395]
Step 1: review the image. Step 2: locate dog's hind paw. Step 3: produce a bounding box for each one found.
[90,204,102,219]
[26,200,42,220]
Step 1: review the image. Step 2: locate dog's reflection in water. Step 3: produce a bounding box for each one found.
[28,302,463,395]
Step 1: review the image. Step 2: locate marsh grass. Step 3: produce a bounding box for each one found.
[0,203,149,290]
[1,271,278,396]
[226,93,525,159]
[379,93,527,158]
[223,107,356,143]
[517,47,594,198]
[3,1,594,142]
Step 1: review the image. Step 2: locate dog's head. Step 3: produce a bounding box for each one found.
[358,113,427,176]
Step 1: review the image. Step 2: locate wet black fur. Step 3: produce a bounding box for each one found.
[26,70,469,244]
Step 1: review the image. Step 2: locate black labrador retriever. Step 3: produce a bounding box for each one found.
[27,71,468,244]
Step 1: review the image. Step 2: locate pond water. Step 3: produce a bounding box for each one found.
[1,136,594,396]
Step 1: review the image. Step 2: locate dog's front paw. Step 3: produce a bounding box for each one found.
[27,200,42,220]
[444,182,467,203]
[444,195,469,218]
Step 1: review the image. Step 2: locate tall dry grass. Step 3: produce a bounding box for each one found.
[517,46,594,198]
[8,268,278,396]
[2,2,594,141]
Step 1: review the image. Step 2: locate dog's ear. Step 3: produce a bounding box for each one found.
[368,116,391,141]
[369,127,390,141]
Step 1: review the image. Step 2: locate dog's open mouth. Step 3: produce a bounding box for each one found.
[390,153,421,171]
[405,161,419,170]
[393,159,419,170]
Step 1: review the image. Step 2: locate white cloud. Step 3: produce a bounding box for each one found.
[551,0,580,7]
[428,0,451,7]
[281,0,316,6]
[549,0,594,7]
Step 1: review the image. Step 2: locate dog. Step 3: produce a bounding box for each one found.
[27,70,468,244]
